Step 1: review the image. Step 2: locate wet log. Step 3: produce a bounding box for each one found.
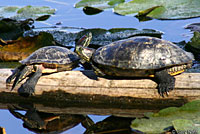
[1,68,200,99]
[0,68,200,117]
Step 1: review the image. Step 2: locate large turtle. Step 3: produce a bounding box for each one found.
[75,33,194,97]
[6,46,80,97]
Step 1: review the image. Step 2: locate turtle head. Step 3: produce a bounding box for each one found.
[76,32,92,48]
[75,33,94,62]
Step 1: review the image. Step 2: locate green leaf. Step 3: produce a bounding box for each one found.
[0,5,56,21]
[35,15,51,21]
[187,32,200,50]
[108,0,125,6]
[114,0,200,19]
[131,100,200,133]
[0,18,33,40]
[17,5,55,14]
[75,0,109,8]
[172,119,200,133]
[83,6,103,15]
[1,6,19,12]
[75,0,124,10]
[185,32,200,56]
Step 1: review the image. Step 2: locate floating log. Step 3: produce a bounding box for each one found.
[0,68,200,117]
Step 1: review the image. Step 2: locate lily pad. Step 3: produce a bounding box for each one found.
[24,30,78,48]
[131,100,200,133]
[0,32,58,61]
[0,5,56,21]
[76,28,163,48]
[185,32,200,57]
[83,6,103,15]
[75,0,124,10]
[0,18,33,40]
[172,119,200,134]
[185,23,200,32]
[114,0,200,20]
[24,27,162,49]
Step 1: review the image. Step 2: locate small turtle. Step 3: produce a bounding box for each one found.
[75,33,194,97]
[6,46,80,97]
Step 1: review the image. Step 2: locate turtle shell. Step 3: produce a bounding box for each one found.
[20,46,80,65]
[92,36,194,76]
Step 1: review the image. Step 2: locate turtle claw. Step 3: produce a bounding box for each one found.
[155,70,175,97]
[10,65,34,91]
[6,65,25,85]
[158,82,173,97]
[6,76,13,84]
[166,91,169,96]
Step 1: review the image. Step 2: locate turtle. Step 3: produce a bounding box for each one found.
[6,46,80,97]
[75,33,194,97]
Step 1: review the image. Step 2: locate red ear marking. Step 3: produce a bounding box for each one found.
[77,35,86,45]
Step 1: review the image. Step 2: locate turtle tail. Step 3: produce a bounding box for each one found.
[10,65,34,91]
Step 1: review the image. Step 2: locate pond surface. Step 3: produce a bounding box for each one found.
[1,0,200,133]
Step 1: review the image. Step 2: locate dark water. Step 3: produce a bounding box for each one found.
[1,0,200,133]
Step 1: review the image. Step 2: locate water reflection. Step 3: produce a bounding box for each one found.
[7,103,135,134]
[7,103,93,134]
[84,116,135,134]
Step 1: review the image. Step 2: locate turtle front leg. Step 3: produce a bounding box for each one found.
[154,70,175,97]
[18,65,43,97]
[10,65,34,91]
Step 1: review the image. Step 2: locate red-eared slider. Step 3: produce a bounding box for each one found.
[6,46,80,97]
[75,33,194,97]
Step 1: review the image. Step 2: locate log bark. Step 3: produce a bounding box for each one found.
[1,69,200,99]
[0,68,200,117]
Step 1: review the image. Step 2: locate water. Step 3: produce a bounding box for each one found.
[1,0,200,133]
[0,109,109,134]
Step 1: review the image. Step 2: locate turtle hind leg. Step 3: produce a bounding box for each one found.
[11,65,34,91]
[6,65,26,84]
[154,70,175,97]
[18,65,42,97]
